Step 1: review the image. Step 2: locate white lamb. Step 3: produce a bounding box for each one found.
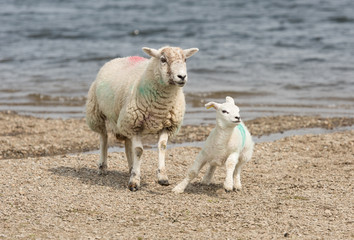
[86,46,198,191]
[172,96,254,193]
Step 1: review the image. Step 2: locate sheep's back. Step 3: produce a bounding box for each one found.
[94,57,148,122]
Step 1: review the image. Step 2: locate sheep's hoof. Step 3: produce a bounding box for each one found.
[128,182,139,192]
[158,179,170,186]
[98,165,108,175]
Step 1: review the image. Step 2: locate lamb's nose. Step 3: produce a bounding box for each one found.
[177,75,186,81]
[235,116,240,121]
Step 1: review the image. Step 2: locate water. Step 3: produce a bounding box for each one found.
[1,0,353,125]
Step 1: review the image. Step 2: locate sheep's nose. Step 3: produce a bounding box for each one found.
[235,116,240,121]
[177,75,186,81]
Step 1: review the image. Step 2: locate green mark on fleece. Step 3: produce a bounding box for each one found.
[138,78,164,100]
[236,123,246,149]
[97,81,114,102]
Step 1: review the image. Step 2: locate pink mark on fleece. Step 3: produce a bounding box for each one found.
[128,56,147,65]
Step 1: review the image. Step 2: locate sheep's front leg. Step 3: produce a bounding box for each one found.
[224,152,239,192]
[128,135,143,191]
[124,139,133,173]
[157,130,169,186]
[98,132,108,175]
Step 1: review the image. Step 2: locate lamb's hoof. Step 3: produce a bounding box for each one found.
[224,185,234,192]
[158,179,170,186]
[172,186,184,194]
[201,180,211,185]
[128,183,139,192]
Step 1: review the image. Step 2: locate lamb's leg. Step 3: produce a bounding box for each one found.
[157,130,169,186]
[224,152,239,192]
[201,164,217,185]
[234,146,253,190]
[172,151,208,194]
[233,161,246,190]
[124,138,133,173]
[128,135,143,191]
[98,131,108,175]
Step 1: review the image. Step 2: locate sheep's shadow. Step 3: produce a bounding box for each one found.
[48,166,132,190]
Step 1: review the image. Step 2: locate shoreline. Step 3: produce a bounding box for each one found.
[1,111,353,159]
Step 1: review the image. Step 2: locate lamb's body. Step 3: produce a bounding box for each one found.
[173,97,254,193]
[202,123,252,168]
[86,46,198,191]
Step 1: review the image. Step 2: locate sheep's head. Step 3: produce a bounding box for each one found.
[205,96,241,128]
[142,46,198,87]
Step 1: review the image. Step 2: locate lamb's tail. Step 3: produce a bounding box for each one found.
[85,82,106,134]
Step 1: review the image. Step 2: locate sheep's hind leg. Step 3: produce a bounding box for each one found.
[157,130,169,186]
[98,131,108,175]
[128,135,143,191]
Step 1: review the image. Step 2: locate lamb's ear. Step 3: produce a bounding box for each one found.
[142,47,160,58]
[226,96,235,105]
[183,48,199,59]
[205,102,220,110]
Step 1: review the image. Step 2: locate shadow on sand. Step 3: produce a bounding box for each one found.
[48,166,131,190]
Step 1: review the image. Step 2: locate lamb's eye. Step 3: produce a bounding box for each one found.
[222,110,229,114]
[160,57,167,63]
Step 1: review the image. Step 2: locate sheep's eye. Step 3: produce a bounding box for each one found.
[160,57,167,63]
[222,110,229,114]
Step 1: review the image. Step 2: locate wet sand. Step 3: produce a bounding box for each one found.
[0,111,353,239]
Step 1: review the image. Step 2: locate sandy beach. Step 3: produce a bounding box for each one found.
[0,111,353,239]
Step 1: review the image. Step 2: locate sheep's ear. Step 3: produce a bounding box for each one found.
[142,47,160,58]
[226,96,235,104]
[205,102,220,110]
[183,48,199,58]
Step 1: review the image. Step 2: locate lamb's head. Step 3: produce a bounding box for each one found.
[205,96,241,128]
[142,46,198,87]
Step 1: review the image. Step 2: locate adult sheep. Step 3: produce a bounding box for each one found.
[86,46,198,191]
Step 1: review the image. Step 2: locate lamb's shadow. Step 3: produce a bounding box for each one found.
[48,166,131,190]
[182,182,226,197]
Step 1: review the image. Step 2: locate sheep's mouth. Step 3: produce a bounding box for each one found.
[169,79,186,87]
[232,120,241,124]
[175,81,186,87]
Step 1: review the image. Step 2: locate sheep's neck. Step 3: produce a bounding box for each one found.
[137,63,181,105]
[137,78,179,102]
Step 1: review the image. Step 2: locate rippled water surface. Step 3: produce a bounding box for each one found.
[1,0,353,124]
